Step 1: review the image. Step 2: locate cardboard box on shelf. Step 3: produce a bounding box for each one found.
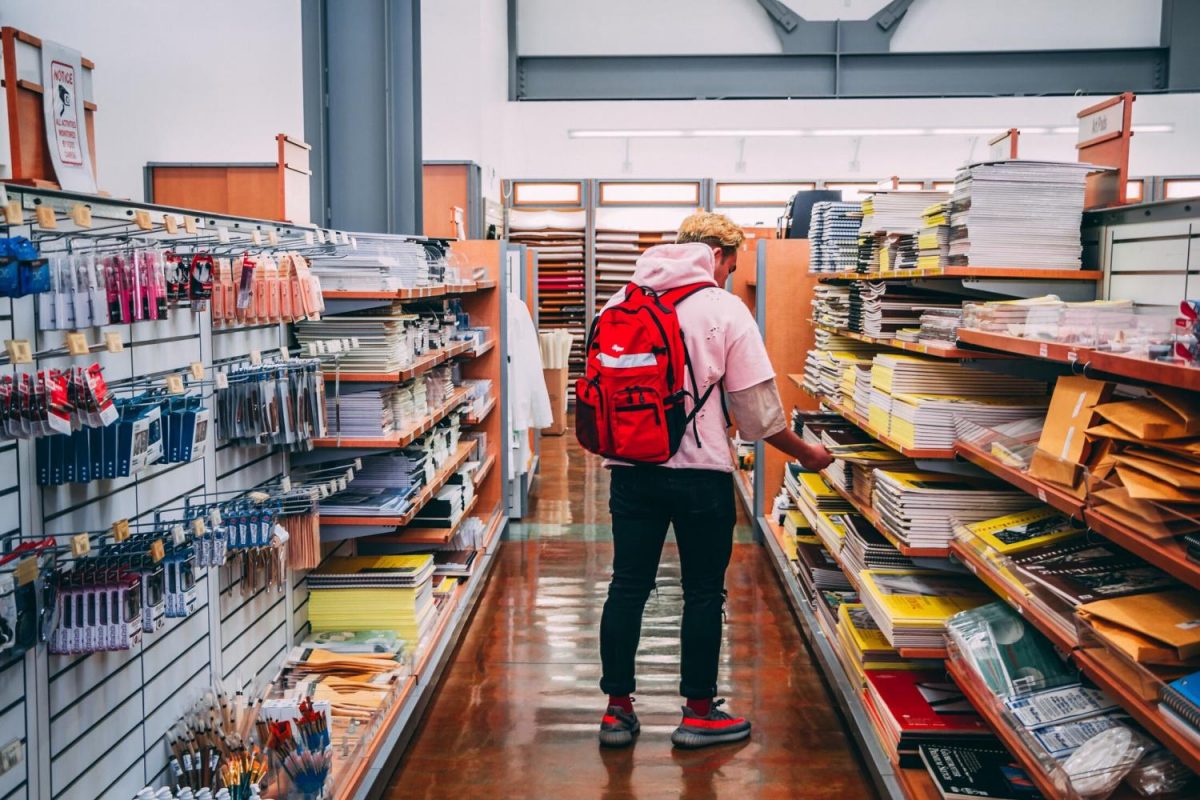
[544,367,568,436]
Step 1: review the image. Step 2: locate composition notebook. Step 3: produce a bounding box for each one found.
[919,743,1043,800]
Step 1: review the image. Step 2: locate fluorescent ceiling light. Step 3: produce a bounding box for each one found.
[810,128,926,136]
[568,129,686,138]
[1050,126,1078,134]
[1021,127,1049,134]
[692,129,803,137]
[1133,124,1174,133]
[930,127,1005,135]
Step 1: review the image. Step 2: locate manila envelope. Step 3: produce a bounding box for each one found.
[1113,452,1200,491]
[1078,589,1200,662]
[1094,398,1200,441]
[1030,376,1113,490]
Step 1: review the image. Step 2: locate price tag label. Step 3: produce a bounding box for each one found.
[354,458,363,469]
[319,484,330,498]
[278,347,290,362]
[267,230,279,246]
[350,236,358,250]
[149,539,165,562]
[105,332,125,353]
[316,229,327,244]
[304,231,315,246]
[1036,487,1047,502]
[189,361,205,380]
[133,210,153,230]
[216,226,230,244]
[337,477,347,492]
[184,217,198,234]
[215,371,229,390]
[69,204,92,228]
[163,215,179,235]
[3,201,22,225]
[192,518,206,537]
[281,476,292,492]
[171,524,186,546]
[1038,343,1049,358]
[1067,350,1078,364]
[14,557,38,586]
[112,518,131,542]
[65,332,89,355]
[249,349,262,365]
[35,206,57,229]
[251,230,262,246]
[165,374,185,394]
[345,468,354,482]
[5,340,32,364]
[70,533,91,557]
[248,491,270,503]
[209,508,223,528]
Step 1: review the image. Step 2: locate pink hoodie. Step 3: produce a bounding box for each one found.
[601,243,775,472]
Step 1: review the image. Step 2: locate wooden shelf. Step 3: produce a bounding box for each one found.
[473,453,496,488]
[815,393,956,460]
[1082,509,1200,592]
[945,657,1071,800]
[953,441,1084,518]
[812,322,1007,360]
[949,540,1079,654]
[369,494,481,546]
[322,282,486,302]
[464,338,497,358]
[321,440,477,528]
[1086,350,1200,392]
[956,328,1092,365]
[315,386,470,449]
[337,341,471,383]
[817,267,1103,282]
[465,394,496,426]
[1075,648,1200,775]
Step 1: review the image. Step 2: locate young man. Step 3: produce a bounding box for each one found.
[596,212,834,749]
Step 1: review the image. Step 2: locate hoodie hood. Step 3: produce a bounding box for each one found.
[628,242,718,292]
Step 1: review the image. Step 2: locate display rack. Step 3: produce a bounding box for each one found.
[754,187,1200,797]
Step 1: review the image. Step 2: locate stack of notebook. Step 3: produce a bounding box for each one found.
[859,569,992,649]
[861,191,949,239]
[809,201,863,272]
[916,202,951,270]
[948,160,1095,269]
[872,470,1033,550]
[856,283,960,338]
[294,310,422,373]
[307,555,438,644]
[837,604,936,679]
[888,393,1050,450]
[811,284,852,328]
[796,540,855,595]
[863,668,991,767]
[916,307,963,349]
[309,236,434,291]
[839,514,916,576]
[324,389,398,438]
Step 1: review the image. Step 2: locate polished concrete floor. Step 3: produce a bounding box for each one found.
[386,433,878,799]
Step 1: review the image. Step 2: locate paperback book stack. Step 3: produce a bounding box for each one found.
[308,236,435,290]
[811,284,852,328]
[948,160,1095,269]
[916,307,963,349]
[325,389,398,439]
[861,191,950,239]
[295,310,429,374]
[863,667,991,767]
[889,393,1050,450]
[796,539,854,597]
[809,201,864,273]
[804,348,873,406]
[840,514,917,577]
[836,604,939,683]
[856,283,960,339]
[859,569,992,649]
[916,202,951,270]
[307,555,438,644]
[872,470,1034,551]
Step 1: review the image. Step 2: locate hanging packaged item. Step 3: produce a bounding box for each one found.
[0,236,49,298]
[214,357,326,449]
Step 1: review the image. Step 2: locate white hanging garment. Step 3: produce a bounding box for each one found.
[507,294,553,431]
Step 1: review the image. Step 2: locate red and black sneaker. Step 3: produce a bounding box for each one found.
[598,705,640,748]
[670,699,751,749]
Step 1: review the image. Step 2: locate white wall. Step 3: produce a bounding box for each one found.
[426,1,1200,184]
[517,0,1162,56]
[0,0,304,201]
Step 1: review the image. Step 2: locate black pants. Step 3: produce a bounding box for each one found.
[599,466,736,700]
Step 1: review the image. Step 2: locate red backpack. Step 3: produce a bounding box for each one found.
[575,282,719,464]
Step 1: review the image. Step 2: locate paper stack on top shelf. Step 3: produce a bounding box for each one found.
[309,236,437,290]
[917,202,951,271]
[861,192,951,236]
[809,201,863,273]
[948,160,1097,269]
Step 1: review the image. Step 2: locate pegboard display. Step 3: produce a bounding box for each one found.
[0,185,509,800]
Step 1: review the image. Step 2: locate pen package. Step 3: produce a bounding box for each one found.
[140,563,165,634]
[164,554,197,618]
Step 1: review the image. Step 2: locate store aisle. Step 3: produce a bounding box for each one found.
[387,434,878,799]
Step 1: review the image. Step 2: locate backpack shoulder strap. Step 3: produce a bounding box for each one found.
[658,282,717,310]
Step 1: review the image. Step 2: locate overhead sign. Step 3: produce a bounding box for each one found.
[39,39,97,193]
[1077,102,1126,148]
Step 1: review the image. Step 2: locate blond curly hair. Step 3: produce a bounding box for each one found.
[676,211,745,253]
